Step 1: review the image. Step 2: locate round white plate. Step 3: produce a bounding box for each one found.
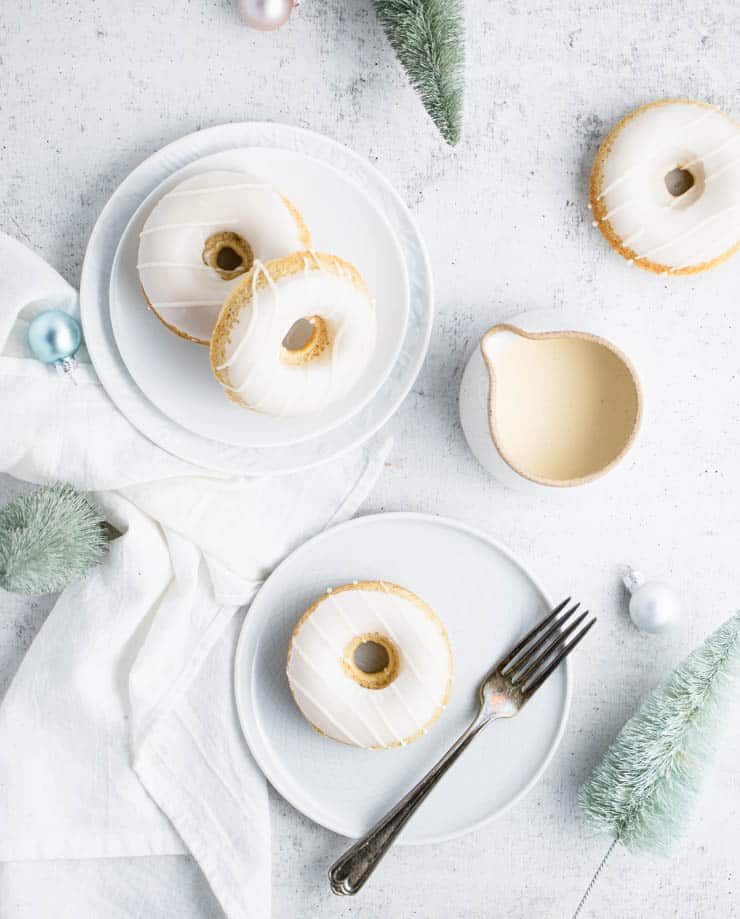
[110,148,409,448]
[80,123,433,475]
[234,513,571,844]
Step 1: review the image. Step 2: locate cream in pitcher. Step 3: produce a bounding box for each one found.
[460,321,642,489]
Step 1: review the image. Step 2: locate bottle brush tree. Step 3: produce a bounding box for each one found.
[0,483,110,595]
[374,0,465,145]
[573,611,740,916]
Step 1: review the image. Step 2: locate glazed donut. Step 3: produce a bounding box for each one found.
[286,581,453,749]
[137,170,310,344]
[209,251,376,416]
[590,99,740,274]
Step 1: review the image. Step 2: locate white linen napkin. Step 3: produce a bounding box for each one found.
[0,232,391,917]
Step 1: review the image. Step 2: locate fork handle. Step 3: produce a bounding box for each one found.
[329,715,489,896]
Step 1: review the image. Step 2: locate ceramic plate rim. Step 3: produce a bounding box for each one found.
[80,121,434,476]
[233,511,572,845]
[108,147,410,448]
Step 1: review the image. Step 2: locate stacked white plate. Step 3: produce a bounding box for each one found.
[80,123,434,475]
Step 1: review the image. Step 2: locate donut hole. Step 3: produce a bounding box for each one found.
[354,641,390,674]
[202,231,253,280]
[282,318,316,351]
[342,633,399,690]
[217,246,243,272]
[664,167,695,198]
[281,315,329,365]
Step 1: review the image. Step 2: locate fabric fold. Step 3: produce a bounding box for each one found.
[0,232,390,918]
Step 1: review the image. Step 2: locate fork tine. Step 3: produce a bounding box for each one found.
[496,597,571,674]
[510,609,590,685]
[500,601,580,676]
[522,618,597,698]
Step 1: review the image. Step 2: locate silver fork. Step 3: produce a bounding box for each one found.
[329,598,595,896]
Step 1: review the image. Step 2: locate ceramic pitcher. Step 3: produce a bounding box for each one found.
[459,313,643,490]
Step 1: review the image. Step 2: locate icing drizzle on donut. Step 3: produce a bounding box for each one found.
[216,260,276,375]
[137,170,308,343]
[592,101,740,272]
[286,584,452,749]
[327,594,417,737]
[165,181,271,197]
[632,205,739,265]
[212,252,376,417]
[595,106,717,201]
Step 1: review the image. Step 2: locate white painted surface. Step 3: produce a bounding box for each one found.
[0,1,738,917]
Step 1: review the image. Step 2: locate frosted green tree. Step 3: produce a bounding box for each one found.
[574,612,740,915]
[375,0,464,145]
[0,483,109,595]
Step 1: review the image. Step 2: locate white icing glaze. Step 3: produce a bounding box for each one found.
[287,584,452,749]
[137,170,307,342]
[216,257,376,416]
[594,101,740,272]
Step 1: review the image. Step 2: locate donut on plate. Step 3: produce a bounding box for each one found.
[286,581,453,749]
[209,251,376,417]
[137,170,310,344]
[590,99,740,275]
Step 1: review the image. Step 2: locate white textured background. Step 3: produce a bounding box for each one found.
[1,1,739,916]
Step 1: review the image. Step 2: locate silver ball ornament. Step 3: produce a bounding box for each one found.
[622,567,681,634]
[238,0,296,30]
[27,309,81,373]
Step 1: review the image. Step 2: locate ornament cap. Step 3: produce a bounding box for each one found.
[620,565,645,595]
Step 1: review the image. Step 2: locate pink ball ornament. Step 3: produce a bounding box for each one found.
[238,0,296,30]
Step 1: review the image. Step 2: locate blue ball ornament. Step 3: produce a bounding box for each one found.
[27,309,82,371]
